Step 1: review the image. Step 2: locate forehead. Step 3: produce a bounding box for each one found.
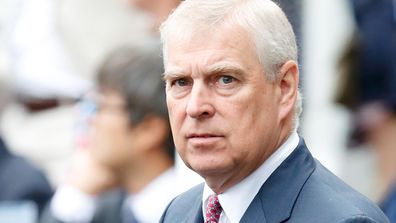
[164,25,261,76]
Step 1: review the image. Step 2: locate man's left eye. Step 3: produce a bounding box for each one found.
[218,76,234,85]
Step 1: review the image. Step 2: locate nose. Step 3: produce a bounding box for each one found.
[186,82,215,119]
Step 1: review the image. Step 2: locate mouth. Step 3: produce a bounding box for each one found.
[186,133,224,147]
[187,133,222,138]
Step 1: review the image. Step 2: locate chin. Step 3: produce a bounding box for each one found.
[191,162,230,178]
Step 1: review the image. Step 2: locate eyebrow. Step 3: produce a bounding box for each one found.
[162,68,187,81]
[162,62,246,80]
[205,62,246,77]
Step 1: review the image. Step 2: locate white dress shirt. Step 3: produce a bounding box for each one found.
[202,131,299,223]
[51,168,177,223]
[126,168,177,222]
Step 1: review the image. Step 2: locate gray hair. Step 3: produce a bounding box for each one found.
[97,40,174,158]
[160,0,302,129]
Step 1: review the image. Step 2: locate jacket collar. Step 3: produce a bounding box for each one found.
[193,202,204,223]
[0,136,10,160]
[181,184,205,223]
[240,138,316,223]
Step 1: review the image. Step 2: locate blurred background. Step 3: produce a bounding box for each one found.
[0,0,395,222]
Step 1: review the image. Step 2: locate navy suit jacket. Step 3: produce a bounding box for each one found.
[160,139,389,223]
[380,181,396,222]
[0,137,53,213]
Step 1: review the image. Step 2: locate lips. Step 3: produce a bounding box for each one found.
[186,133,224,147]
[187,133,222,138]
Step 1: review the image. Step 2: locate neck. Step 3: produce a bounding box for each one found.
[367,115,396,199]
[120,149,173,194]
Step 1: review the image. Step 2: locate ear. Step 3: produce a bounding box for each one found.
[277,60,299,122]
[132,115,169,152]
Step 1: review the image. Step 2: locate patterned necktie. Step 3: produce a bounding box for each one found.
[205,194,223,223]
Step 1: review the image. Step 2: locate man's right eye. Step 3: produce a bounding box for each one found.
[167,78,192,98]
[172,78,190,87]
[176,79,187,86]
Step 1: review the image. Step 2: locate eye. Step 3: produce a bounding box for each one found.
[167,77,192,98]
[213,74,240,95]
[218,75,235,85]
[173,78,190,87]
[168,77,192,88]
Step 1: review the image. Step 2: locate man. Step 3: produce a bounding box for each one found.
[159,0,389,222]
[348,0,396,221]
[41,41,176,223]
[0,79,53,221]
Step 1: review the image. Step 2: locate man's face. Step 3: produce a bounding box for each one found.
[90,90,137,169]
[164,26,286,191]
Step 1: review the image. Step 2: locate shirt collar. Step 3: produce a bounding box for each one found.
[202,131,300,223]
[126,167,177,222]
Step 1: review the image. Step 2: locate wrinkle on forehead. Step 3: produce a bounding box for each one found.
[164,25,260,78]
[164,23,255,57]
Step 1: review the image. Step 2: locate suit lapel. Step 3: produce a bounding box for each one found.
[240,139,316,223]
[0,137,10,161]
[92,189,126,223]
[176,184,204,223]
[193,202,204,223]
[240,194,267,223]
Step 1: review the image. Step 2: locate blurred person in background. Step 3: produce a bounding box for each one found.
[40,40,176,223]
[336,0,396,221]
[1,0,92,187]
[0,79,53,222]
[124,0,181,29]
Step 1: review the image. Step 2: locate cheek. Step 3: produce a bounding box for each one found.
[167,98,185,128]
[97,130,132,165]
[221,96,259,130]
[92,126,116,156]
[167,99,188,155]
[92,117,129,148]
[226,94,276,143]
[94,120,120,141]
